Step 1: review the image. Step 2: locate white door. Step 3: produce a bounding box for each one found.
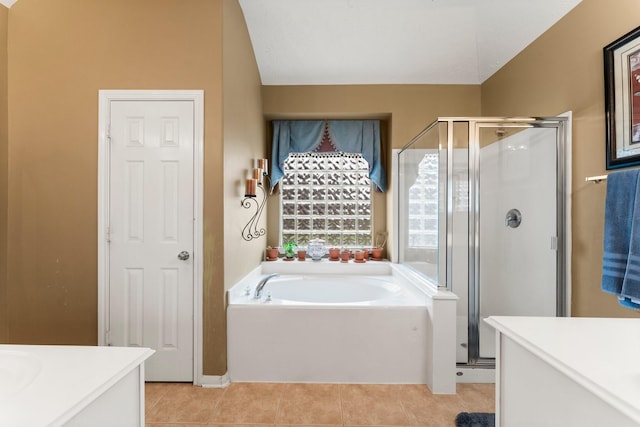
[108,100,194,381]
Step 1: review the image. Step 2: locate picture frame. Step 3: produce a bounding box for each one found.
[604,25,640,169]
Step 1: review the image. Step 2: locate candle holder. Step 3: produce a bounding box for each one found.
[241,159,269,241]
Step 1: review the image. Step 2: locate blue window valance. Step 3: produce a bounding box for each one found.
[270,120,386,192]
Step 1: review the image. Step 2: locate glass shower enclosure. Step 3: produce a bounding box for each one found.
[396,117,569,367]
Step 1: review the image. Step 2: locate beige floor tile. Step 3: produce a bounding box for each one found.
[144,382,495,427]
[276,425,342,427]
[276,426,341,427]
[145,382,174,414]
[341,384,411,426]
[456,383,495,413]
[146,424,208,427]
[212,425,273,427]
[276,383,342,425]
[146,383,226,424]
[210,382,284,424]
[397,384,466,427]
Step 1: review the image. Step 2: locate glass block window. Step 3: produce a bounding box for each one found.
[281,152,372,248]
[408,153,439,248]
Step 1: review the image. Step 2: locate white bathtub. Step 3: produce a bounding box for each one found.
[227,261,458,393]
[236,274,416,305]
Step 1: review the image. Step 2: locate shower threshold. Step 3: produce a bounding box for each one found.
[455,364,496,384]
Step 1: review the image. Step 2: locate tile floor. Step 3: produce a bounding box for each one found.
[145,382,495,427]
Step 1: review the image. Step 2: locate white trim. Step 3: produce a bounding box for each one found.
[97,90,205,385]
[560,110,572,317]
[391,149,400,263]
[200,373,231,388]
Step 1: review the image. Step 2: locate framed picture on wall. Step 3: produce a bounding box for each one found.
[604,25,640,169]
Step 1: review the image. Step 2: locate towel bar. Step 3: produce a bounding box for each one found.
[585,174,608,183]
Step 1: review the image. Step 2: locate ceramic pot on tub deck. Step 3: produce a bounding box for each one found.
[307,239,326,261]
[328,248,340,260]
[297,249,307,261]
[372,248,383,260]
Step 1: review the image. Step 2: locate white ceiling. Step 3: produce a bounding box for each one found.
[0,0,581,85]
[239,0,582,85]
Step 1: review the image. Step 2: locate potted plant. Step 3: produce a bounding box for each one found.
[283,241,297,261]
[372,232,387,260]
[266,246,279,261]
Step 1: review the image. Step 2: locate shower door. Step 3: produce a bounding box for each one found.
[467,120,567,364]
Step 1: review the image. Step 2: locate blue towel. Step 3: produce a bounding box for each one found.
[602,170,639,294]
[621,173,640,308]
[602,169,640,310]
[618,296,640,309]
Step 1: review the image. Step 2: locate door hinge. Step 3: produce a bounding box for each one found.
[551,236,558,251]
[106,226,111,243]
[105,330,112,346]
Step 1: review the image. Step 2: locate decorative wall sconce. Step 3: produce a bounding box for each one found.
[241,158,269,241]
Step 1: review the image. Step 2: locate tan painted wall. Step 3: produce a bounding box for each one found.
[263,85,481,150]
[0,5,8,342]
[262,84,481,259]
[6,0,229,373]
[223,0,264,290]
[220,0,264,367]
[482,0,640,317]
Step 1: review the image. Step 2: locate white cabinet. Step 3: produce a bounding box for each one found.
[0,345,153,426]
[486,316,640,427]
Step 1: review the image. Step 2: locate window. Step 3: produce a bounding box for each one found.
[281,152,372,248]
[407,152,468,249]
[408,153,439,249]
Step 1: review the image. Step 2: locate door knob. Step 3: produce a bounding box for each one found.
[178,251,190,261]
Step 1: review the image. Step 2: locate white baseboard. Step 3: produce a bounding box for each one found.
[199,372,230,388]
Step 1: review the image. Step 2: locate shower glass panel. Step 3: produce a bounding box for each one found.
[451,121,470,364]
[398,121,448,285]
[474,124,559,360]
[397,117,568,368]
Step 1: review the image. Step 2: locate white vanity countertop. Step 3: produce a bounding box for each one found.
[0,344,154,426]
[485,316,640,423]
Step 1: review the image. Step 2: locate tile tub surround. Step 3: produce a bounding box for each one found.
[145,382,495,426]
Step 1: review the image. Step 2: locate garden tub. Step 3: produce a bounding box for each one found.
[227,261,457,392]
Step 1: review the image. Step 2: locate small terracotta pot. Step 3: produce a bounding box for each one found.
[266,247,279,260]
[297,250,307,261]
[354,251,365,261]
[372,248,383,260]
[329,248,340,260]
[340,250,351,262]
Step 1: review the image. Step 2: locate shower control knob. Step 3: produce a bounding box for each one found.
[178,251,190,261]
[505,209,522,228]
